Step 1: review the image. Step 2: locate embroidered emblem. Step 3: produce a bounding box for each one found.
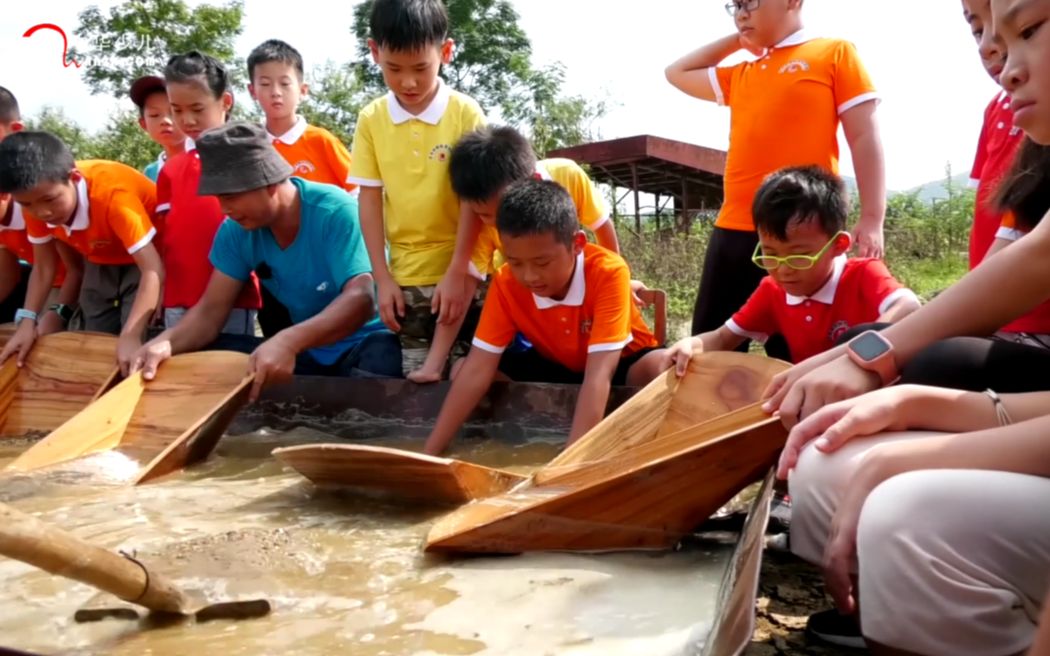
[89,240,112,251]
[828,320,850,343]
[429,145,452,162]
[292,160,316,175]
[779,60,810,74]
[316,281,329,292]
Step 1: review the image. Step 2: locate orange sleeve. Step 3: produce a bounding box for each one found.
[106,191,157,255]
[472,273,518,354]
[24,215,53,245]
[322,132,356,192]
[833,41,878,114]
[587,260,633,354]
[714,62,743,106]
[1001,211,1016,229]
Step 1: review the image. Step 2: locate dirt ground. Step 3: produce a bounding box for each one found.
[745,550,857,656]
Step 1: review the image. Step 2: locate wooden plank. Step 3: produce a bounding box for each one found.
[0,329,118,437]
[6,374,145,472]
[0,358,18,433]
[425,415,787,554]
[116,351,253,484]
[273,444,528,505]
[539,352,788,484]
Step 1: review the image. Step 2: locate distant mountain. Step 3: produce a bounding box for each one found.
[842,174,972,202]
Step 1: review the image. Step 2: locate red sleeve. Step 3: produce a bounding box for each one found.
[727,278,778,341]
[856,259,911,315]
[970,97,997,183]
[472,273,518,353]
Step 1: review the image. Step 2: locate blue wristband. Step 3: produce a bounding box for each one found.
[14,309,38,324]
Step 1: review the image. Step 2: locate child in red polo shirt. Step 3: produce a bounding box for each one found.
[665,167,919,371]
[423,180,665,455]
[158,51,261,335]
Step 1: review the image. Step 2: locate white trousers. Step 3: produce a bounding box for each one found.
[789,432,1050,655]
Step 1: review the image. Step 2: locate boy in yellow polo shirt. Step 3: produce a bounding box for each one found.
[349,0,488,378]
[665,0,886,350]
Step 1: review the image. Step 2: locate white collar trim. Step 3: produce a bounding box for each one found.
[268,115,308,145]
[386,79,451,126]
[0,202,25,231]
[785,255,847,306]
[774,28,814,49]
[533,252,585,309]
[534,162,552,181]
[47,177,90,234]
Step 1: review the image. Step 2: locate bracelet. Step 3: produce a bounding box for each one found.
[13,308,38,324]
[983,389,1013,427]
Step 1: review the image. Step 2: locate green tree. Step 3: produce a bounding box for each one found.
[90,110,162,171]
[299,61,368,146]
[351,0,606,152]
[24,107,95,158]
[71,0,246,99]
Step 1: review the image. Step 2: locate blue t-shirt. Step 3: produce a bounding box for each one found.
[143,159,161,183]
[209,177,384,365]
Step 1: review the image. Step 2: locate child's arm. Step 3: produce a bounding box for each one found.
[841,101,887,259]
[876,293,920,323]
[358,186,403,331]
[568,350,622,445]
[592,222,620,254]
[38,241,85,335]
[0,240,59,365]
[664,326,748,376]
[434,204,484,326]
[422,348,501,455]
[664,34,749,102]
[120,242,164,374]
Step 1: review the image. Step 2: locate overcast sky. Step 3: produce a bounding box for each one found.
[3,0,997,190]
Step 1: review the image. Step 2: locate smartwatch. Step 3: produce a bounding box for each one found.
[49,303,74,325]
[846,330,899,386]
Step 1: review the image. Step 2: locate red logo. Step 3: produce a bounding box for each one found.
[23,24,81,69]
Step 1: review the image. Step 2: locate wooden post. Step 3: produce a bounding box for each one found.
[681,176,690,234]
[654,193,661,232]
[631,163,641,233]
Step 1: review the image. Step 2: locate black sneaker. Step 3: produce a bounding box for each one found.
[805,609,867,650]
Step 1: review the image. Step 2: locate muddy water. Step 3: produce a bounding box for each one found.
[0,428,733,656]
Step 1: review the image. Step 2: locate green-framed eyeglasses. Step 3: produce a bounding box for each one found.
[751,231,849,271]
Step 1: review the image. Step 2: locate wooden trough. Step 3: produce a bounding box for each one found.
[7,351,254,484]
[0,325,118,437]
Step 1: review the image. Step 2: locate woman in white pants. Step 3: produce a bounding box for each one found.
[781,384,1050,655]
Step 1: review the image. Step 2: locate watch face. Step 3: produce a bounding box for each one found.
[851,332,890,361]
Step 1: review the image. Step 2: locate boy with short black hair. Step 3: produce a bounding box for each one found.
[0,132,162,373]
[664,166,918,372]
[247,39,356,193]
[128,75,187,182]
[349,0,491,379]
[422,179,664,455]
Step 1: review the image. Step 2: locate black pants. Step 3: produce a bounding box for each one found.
[0,262,30,324]
[204,330,403,378]
[690,227,790,360]
[840,323,1050,393]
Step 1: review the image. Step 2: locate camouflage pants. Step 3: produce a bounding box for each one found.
[399,283,486,377]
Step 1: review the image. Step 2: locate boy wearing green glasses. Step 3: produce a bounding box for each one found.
[664,166,917,372]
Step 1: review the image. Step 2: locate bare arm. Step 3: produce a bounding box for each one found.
[145,270,245,357]
[448,204,483,274]
[358,186,390,282]
[665,34,743,102]
[592,222,620,254]
[272,273,376,355]
[893,386,1050,433]
[123,243,163,342]
[841,101,887,258]
[422,348,501,455]
[567,350,621,445]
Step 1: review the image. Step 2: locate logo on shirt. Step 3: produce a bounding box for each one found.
[580,318,592,335]
[292,160,316,175]
[316,281,329,292]
[89,239,112,252]
[828,320,851,343]
[429,145,452,163]
[779,60,810,74]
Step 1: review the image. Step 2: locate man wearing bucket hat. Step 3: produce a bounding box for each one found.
[131,121,400,400]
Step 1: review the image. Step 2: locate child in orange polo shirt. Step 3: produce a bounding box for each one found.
[0,88,76,335]
[0,132,163,373]
[664,166,918,372]
[666,0,886,351]
[158,51,262,336]
[248,39,356,194]
[423,180,665,455]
